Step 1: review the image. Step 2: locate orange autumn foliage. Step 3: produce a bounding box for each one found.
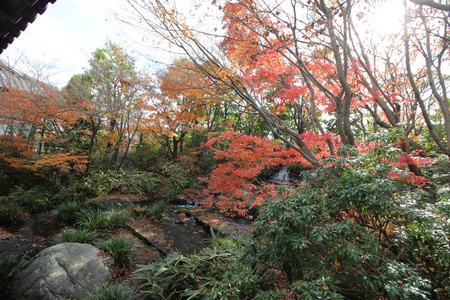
[199,131,339,216]
[26,152,89,176]
[0,81,88,178]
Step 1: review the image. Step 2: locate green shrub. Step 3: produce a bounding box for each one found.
[137,172,161,195]
[243,150,432,299]
[85,170,160,196]
[0,202,22,225]
[9,187,49,213]
[0,253,25,281]
[395,198,450,297]
[97,238,134,267]
[161,162,193,190]
[84,171,120,195]
[84,284,133,300]
[52,228,97,244]
[129,141,162,171]
[0,174,13,196]
[52,180,100,203]
[56,201,90,221]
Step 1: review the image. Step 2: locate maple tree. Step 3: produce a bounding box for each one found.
[87,42,146,168]
[120,0,448,217]
[126,0,443,168]
[0,71,89,184]
[143,58,223,159]
[199,130,340,216]
[199,131,287,215]
[65,42,148,170]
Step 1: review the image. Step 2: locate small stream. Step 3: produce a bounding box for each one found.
[131,167,291,256]
[128,202,212,256]
[128,198,255,257]
[268,165,291,185]
[159,204,210,254]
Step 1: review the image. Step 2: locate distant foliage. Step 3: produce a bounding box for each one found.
[86,170,161,196]
[129,141,162,171]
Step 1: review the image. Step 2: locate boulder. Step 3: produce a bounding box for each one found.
[10,243,112,300]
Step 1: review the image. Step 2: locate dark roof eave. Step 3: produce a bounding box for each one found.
[0,0,58,54]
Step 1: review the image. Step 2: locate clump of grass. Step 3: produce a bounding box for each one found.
[0,202,22,225]
[104,209,129,229]
[56,201,90,222]
[97,238,135,267]
[147,200,169,219]
[84,283,134,300]
[0,253,25,281]
[76,208,109,230]
[52,228,97,245]
[76,208,129,230]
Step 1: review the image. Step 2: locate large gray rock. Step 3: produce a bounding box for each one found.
[10,243,112,300]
